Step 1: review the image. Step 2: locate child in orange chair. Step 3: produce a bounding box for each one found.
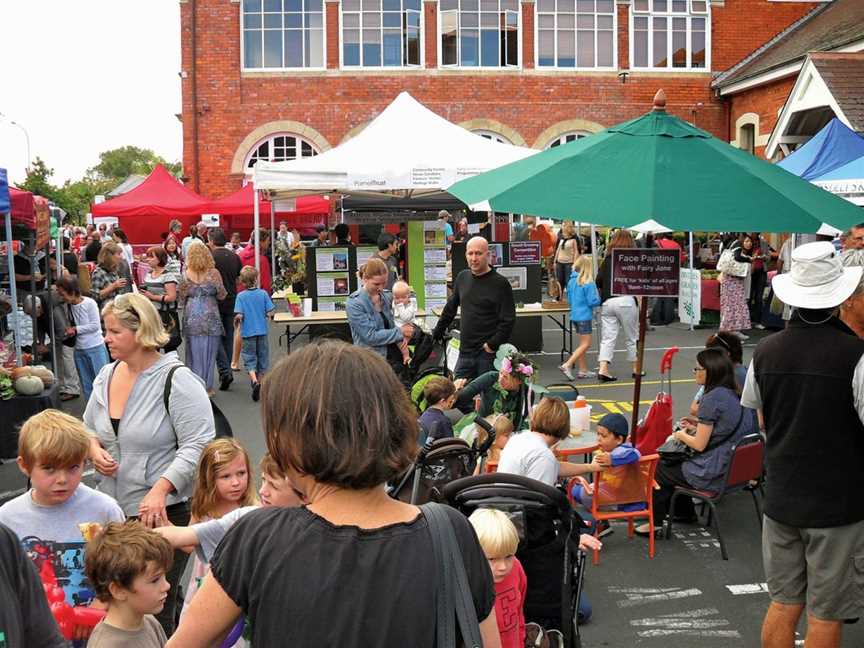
[570,413,643,536]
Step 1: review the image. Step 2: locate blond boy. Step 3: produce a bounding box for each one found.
[0,410,124,610]
[85,521,173,647]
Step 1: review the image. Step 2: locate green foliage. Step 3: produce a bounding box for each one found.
[15,147,182,224]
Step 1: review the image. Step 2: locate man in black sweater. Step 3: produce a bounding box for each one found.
[742,242,864,648]
[433,236,516,380]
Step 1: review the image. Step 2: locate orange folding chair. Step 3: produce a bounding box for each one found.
[567,454,660,565]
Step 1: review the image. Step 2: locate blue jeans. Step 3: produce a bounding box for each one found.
[215,310,236,379]
[74,344,110,401]
[241,335,270,376]
[454,347,496,381]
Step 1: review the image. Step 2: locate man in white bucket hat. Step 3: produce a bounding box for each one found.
[742,242,864,648]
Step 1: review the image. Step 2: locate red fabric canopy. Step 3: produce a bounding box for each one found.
[208,184,331,237]
[90,165,209,244]
[9,188,36,229]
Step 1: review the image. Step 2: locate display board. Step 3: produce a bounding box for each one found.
[407,221,448,311]
[305,246,362,311]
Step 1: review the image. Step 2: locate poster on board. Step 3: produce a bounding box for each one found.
[318,296,348,312]
[508,241,541,265]
[611,249,680,297]
[498,266,527,292]
[316,249,349,272]
[317,273,350,296]
[678,268,701,325]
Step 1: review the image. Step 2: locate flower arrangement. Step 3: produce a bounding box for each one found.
[500,355,534,379]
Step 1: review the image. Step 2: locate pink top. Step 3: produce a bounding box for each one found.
[495,557,527,648]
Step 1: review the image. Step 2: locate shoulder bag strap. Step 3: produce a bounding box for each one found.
[422,503,483,648]
[163,364,183,450]
[702,405,746,454]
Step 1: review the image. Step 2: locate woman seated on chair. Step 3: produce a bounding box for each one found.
[454,348,534,431]
[637,348,752,536]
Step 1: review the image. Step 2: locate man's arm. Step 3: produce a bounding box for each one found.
[433,273,461,339]
[486,278,516,350]
[852,354,864,428]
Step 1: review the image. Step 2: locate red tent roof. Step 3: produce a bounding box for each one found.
[205,183,330,217]
[9,188,36,228]
[91,165,208,217]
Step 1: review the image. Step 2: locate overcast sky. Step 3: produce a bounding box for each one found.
[0,1,181,186]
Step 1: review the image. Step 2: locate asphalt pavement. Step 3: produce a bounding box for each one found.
[3,316,862,647]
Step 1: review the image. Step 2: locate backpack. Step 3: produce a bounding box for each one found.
[164,365,234,444]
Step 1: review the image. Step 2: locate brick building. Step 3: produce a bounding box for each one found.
[179,0,826,198]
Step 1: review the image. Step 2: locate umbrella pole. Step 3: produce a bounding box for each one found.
[591,224,600,357]
[5,213,22,366]
[253,185,260,275]
[630,296,648,445]
[688,231,695,331]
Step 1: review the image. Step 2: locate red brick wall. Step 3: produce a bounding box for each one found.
[728,75,797,158]
[180,0,820,197]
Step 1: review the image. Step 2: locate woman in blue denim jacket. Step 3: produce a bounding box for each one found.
[346,259,415,381]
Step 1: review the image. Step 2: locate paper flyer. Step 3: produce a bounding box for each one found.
[356,246,376,268]
[424,265,447,281]
[317,296,348,312]
[317,272,350,297]
[316,248,349,272]
[426,282,447,298]
[424,247,446,264]
[498,266,527,291]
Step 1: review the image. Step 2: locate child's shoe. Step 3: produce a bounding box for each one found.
[252,381,261,402]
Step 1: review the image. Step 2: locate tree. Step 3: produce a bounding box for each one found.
[17,157,60,204]
[87,146,181,181]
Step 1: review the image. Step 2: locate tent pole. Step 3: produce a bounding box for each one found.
[253,186,260,275]
[270,201,275,283]
[631,297,648,445]
[5,214,21,366]
[591,223,599,357]
[688,231,695,331]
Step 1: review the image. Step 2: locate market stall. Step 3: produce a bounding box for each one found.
[205,184,331,238]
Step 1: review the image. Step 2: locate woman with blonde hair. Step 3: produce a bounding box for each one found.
[85,292,214,635]
[180,244,227,393]
[595,229,640,382]
[89,240,132,308]
[554,221,582,295]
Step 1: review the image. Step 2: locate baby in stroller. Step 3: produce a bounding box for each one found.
[392,281,435,370]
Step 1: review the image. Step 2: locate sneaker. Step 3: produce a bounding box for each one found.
[753,323,765,330]
[559,365,575,381]
[735,331,750,341]
[252,381,261,402]
[577,371,597,379]
[594,520,614,538]
[219,373,233,391]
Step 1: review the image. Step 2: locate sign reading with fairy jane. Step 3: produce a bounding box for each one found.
[611,248,680,297]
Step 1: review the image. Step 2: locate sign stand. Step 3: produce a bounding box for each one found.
[632,297,649,439]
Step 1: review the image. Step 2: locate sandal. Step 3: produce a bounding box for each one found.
[634,523,661,537]
[559,365,575,381]
[597,373,617,383]
[577,371,597,379]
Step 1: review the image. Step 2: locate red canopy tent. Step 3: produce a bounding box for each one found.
[90,165,209,244]
[9,187,37,229]
[206,184,330,238]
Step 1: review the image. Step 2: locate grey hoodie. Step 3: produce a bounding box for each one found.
[84,352,215,516]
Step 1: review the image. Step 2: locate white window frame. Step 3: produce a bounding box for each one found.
[628,0,710,72]
[472,129,513,144]
[545,131,591,148]
[240,0,327,72]
[244,133,320,170]
[339,0,425,69]
[534,0,617,71]
[437,0,522,70]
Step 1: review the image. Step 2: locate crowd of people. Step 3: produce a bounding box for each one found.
[4,213,864,648]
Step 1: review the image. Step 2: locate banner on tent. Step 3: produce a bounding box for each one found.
[678,268,701,326]
[611,249,680,297]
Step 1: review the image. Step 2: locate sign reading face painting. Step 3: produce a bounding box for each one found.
[611,248,680,297]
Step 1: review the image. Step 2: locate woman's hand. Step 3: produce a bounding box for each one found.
[453,378,468,391]
[112,278,127,291]
[400,323,414,337]
[138,481,172,528]
[579,533,602,552]
[90,440,118,477]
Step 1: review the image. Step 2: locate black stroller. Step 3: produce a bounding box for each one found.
[441,473,588,648]
[389,419,497,505]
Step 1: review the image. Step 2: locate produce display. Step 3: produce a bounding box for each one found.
[0,365,54,398]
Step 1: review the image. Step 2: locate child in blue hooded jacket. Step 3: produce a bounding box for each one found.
[560,255,602,380]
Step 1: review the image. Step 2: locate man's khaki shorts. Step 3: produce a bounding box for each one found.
[763,515,864,620]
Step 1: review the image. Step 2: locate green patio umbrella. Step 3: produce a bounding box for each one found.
[448,91,862,233]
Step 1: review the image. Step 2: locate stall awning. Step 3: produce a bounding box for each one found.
[91,165,208,218]
[252,92,539,197]
[776,118,864,181]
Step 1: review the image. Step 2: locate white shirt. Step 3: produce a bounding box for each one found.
[496,431,559,486]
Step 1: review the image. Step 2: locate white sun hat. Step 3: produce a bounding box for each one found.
[772,241,863,309]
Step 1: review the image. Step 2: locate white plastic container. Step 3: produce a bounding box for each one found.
[302,298,313,316]
[570,396,591,435]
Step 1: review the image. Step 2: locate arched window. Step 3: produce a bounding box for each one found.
[473,129,513,144]
[545,131,589,148]
[245,133,319,169]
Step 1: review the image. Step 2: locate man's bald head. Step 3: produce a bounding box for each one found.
[466,236,491,275]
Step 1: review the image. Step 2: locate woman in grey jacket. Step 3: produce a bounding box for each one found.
[346,259,415,385]
[85,293,214,636]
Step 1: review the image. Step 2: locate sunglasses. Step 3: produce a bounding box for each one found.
[693,366,705,373]
[112,294,141,320]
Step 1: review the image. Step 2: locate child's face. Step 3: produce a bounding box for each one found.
[493,431,512,451]
[215,455,250,504]
[19,457,84,506]
[393,292,410,305]
[484,551,515,583]
[118,561,170,617]
[259,472,305,507]
[596,426,624,453]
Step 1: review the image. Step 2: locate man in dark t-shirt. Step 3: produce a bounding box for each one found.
[209,228,243,391]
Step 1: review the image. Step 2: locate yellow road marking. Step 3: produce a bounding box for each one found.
[577,378,696,389]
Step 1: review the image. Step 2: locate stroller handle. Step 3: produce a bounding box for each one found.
[474,417,497,456]
[659,346,680,374]
[441,473,573,519]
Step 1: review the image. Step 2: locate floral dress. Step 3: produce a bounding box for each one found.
[179,269,227,390]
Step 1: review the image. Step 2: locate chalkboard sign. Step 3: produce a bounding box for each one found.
[611,248,680,297]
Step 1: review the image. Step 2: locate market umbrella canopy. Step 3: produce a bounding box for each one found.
[448,91,864,234]
[253,91,538,197]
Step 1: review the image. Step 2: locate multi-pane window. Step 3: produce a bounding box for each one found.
[545,132,589,148]
[342,0,421,67]
[473,130,513,144]
[246,134,319,169]
[242,0,325,69]
[631,0,708,70]
[440,0,519,68]
[537,0,615,68]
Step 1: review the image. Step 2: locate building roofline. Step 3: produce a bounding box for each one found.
[711,2,829,90]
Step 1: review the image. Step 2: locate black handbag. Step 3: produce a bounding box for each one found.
[658,407,746,466]
[62,304,77,348]
[160,309,182,353]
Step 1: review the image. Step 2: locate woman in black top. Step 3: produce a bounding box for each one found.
[167,341,498,648]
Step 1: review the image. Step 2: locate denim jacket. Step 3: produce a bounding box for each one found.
[346,288,403,357]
